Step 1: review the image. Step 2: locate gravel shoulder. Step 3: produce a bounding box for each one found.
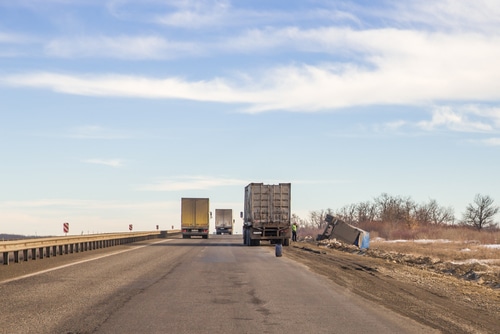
[282,241,499,334]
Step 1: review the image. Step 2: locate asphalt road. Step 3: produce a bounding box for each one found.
[0,235,436,334]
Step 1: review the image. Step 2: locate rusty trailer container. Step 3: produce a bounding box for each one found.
[243,183,291,246]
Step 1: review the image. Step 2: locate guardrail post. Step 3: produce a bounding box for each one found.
[14,251,20,263]
[23,249,29,262]
[53,246,57,257]
[2,252,9,265]
[39,247,44,259]
[31,248,36,260]
[46,246,51,258]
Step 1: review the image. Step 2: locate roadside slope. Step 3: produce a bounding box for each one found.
[283,242,499,334]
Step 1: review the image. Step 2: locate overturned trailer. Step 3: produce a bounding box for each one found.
[317,214,370,249]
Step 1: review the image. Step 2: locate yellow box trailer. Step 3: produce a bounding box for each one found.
[181,198,210,239]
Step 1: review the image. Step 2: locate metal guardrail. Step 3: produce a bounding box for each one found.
[0,230,180,265]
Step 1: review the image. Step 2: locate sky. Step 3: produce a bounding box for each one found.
[1,0,499,236]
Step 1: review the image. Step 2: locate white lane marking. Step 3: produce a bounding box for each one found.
[0,239,174,284]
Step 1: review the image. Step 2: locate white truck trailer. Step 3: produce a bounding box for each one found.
[215,209,233,235]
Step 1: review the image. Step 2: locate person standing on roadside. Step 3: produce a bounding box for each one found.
[292,222,298,242]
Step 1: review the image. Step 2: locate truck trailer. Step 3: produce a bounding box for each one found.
[316,214,370,249]
[215,209,233,235]
[243,183,291,246]
[181,198,210,239]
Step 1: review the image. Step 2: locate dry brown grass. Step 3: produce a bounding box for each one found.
[369,239,499,262]
[298,224,500,263]
[300,224,500,289]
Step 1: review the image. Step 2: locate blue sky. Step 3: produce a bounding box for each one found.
[1,0,499,236]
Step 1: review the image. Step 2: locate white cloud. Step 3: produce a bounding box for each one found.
[82,159,124,167]
[2,71,254,101]
[149,0,330,30]
[45,35,200,59]
[389,0,500,33]
[69,125,130,139]
[382,120,407,131]
[418,105,498,133]
[478,138,500,146]
[4,24,500,113]
[154,0,231,29]
[139,176,247,191]
[0,198,174,210]
[2,1,500,116]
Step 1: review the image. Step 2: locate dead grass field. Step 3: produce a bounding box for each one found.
[298,226,500,289]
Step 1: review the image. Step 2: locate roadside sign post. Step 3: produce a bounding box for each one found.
[63,222,69,235]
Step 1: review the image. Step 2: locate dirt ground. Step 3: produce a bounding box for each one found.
[282,240,499,334]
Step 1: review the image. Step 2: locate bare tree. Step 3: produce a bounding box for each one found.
[336,204,357,225]
[308,209,333,229]
[461,194,499,230]
[374,193,416,226]
[428,200,455,225]
[356,201,377,224]
[415,199,455,225]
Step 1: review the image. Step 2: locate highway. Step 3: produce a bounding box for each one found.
[0,235,436,334]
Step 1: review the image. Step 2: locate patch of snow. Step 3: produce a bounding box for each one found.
[482,244,500,249]
[380,239,452,243]
[414,239,451,243]
[451,259,500,265]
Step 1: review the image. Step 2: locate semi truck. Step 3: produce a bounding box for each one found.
[215,209,233,235]
[181,198,210,239]
[243,183,291,246]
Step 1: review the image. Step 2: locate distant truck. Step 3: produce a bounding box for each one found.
[243,183,291,246]
[181,198,210,239]
[215,209,233,235]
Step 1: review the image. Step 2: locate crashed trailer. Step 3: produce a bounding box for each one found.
[317,214,370,249]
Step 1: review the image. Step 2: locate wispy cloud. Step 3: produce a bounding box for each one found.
[389,0,500,33]
[479,138,500,146]
[5,33,500,112]
[68,125,130,139]
[153,0,232,29]
[82,159,124,167]
[45,35,200,59]
[139,176,247,191]
[2,1,500,115]
[136,0,340,30]
[0,198,175,210]
[418,105,498,133]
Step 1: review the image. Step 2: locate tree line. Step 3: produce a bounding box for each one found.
[294,193,499,231]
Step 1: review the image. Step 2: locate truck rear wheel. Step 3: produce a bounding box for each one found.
[250,239,260,246]
[243,230,247,245]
